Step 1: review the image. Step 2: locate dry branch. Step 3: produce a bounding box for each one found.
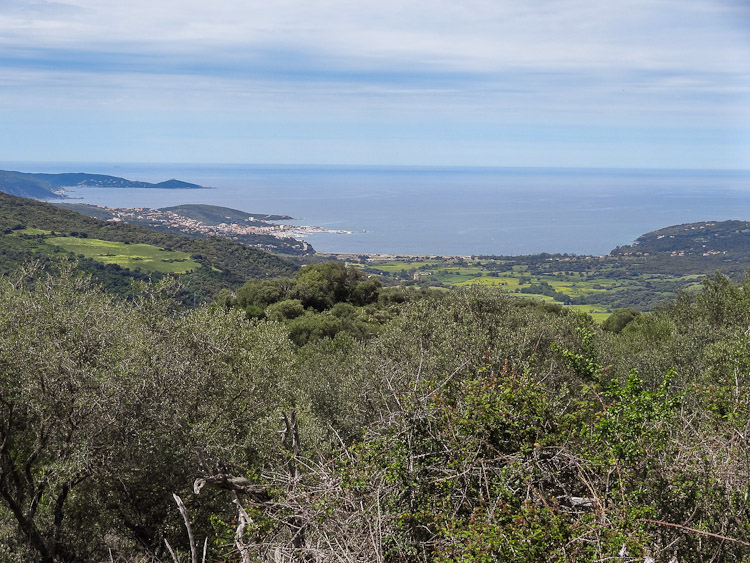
[193,474,272,504]
[637,518,750,548]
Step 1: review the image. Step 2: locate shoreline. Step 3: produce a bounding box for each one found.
[59,203,364,241]
[319,252,473,261]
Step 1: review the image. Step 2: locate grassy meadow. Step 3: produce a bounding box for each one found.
[9,228,200,275]
[44,237,201,274]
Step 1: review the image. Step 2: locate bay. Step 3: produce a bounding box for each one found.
[4,162,750,256]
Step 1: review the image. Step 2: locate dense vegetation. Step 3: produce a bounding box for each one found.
[2,256,750,561]
[3,193,750,560]
[225,261,388,345]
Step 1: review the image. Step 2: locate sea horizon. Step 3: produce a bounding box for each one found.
[4,161,750,173]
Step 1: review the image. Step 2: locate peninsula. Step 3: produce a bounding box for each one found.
[0,169,208,199]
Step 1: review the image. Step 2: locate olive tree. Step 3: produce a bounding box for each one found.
[0,267,297,561]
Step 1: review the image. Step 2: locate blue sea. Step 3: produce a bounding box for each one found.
[5,162,750,256]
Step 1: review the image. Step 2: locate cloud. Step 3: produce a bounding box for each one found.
[1,0,748,73]
[0,0,747,166]
[0,0,84,17]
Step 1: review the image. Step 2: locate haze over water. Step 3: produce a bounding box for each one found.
[11,163,750,257]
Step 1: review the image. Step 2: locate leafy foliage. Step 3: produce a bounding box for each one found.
[0,266,295,561]
[233,262,385,345]
[2,266,750,561]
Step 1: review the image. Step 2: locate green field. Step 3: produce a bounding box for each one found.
[455,276,521,290]
[362,256,715,321]
[46,237,201,274]
[13,227,52,236]
[563,304,612,322]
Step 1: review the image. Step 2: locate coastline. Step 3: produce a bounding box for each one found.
[67,203,364,241]
[319,252,471,261]
[37,164,750,257]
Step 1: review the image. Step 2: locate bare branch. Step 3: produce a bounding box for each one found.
[193,474,271,503]
[638,518,750,548]
[172,494,198,563]
[164,539,179,563]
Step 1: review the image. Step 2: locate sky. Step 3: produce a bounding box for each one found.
[0,0,749,168]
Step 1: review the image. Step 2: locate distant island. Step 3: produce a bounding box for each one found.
[0,169,208,199]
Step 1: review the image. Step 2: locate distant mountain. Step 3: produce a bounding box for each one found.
[0,170,61,199]
[33,172,153,189]
[611,220,750,258]
[0,169,206,199]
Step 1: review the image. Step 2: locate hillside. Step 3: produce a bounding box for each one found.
[55,202,311,255]
[0,169,206,198]
[0,170,62,199]
[35,171,204,189]
[611,220,750,258]
[33,172,153,188]
[153,179,204,189]
[0,192,298,299]
[159,204,293,226]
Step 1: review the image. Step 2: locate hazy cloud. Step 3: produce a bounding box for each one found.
[2,0,748,71]
[0,0,747,166]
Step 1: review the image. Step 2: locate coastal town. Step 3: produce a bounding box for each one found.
[103,206,363,241]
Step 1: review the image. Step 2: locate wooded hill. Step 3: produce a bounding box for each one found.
[160,204,293,225]
[0,170,65,199]
[612,220,750,257]
[0,192,298,300]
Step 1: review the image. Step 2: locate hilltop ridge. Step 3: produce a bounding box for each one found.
[159,204,293,226]
[611,220,750,258]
